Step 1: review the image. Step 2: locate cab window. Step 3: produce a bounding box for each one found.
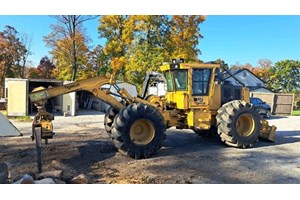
[192,69,211,95]
[165,71,174,92]
[173,70,188,91]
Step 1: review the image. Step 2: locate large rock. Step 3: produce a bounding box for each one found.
[0,162,9,184]
[37,170,63,180]
[70,174,91,184]
[50,160,76,180]
[14,174,34,184]
[35,178,55,184]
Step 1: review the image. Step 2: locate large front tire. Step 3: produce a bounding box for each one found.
[111,103,166,159]
[216,100,261,148]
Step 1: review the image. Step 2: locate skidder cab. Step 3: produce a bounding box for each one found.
[159,58,276,147]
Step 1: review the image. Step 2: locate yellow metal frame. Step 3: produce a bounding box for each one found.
[160,62,220,130]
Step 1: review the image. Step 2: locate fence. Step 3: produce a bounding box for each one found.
[250,92,294,116]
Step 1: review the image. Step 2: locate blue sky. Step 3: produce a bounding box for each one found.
[201,16,300,66]
[0,15,300,67]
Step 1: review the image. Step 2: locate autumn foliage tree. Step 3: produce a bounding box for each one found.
[47,33,96,80]
[44,15,98,81]
[0,26,29,96]
[86,45,109,76]
[98,15,134,79]
[24,67,40,79]
[98,15,206,90]
[247,59,273,89]
[169,15,206,62]
[125,15,170,88]
[37,56,55,79]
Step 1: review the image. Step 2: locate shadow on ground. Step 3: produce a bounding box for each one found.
[267,115,288,120]
[62,140,116,172]
[145,129,300,183]
[258,130,300,147]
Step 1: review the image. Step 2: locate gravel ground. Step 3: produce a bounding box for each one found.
[1,111,299,184]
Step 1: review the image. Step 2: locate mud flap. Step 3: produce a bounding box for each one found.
[259,120,277,142]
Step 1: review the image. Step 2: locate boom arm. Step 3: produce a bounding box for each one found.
[29,73,125,111]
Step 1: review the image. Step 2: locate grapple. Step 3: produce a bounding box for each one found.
[259,119,277,142]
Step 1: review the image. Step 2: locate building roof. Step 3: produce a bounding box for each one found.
[218,69,241,80]
[218,68,266,84]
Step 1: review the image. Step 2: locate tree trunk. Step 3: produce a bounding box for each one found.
[71,42,77,81]
[71,17,77,81]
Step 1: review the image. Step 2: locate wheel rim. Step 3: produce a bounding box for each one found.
[130,118,155,145]
[236,113,255,137]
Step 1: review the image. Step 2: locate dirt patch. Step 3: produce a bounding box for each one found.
[1,112,300,184]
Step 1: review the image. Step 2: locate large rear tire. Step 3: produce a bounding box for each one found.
[104,106,118,137]
[216,100,261,148]
[111,103,166,159]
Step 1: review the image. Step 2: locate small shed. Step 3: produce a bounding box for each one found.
[5,78,64,116]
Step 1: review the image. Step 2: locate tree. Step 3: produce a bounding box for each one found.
[98,15,206,90]
[37,56,55,79]
[48,33,96,80]
[44,15,98,81]
[249,59,273,89]
[230,62,251,70]
[88,45,110,76]
[18,33,32,78]
[24,67,41,79]
[270,60,300,93]
[0,26,28,96]
[169,15,206,62]
[125,15,170,89]
[98,15,134,79]
[214,58,228,71]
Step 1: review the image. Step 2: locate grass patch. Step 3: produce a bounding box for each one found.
[292,110,300,116]
[10,116,32,122]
